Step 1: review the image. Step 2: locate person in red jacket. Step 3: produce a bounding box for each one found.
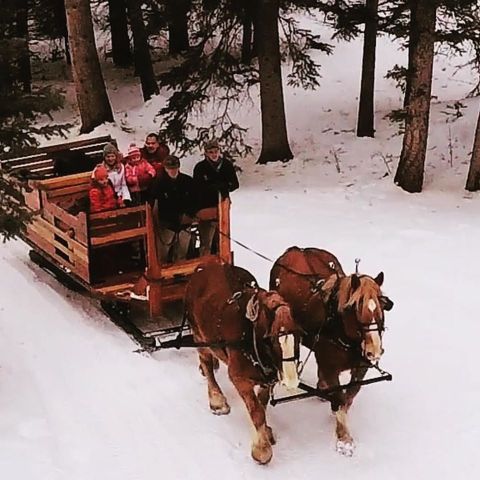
[140,133,170,177]
[124,143,156,204]
[89,165,119,213]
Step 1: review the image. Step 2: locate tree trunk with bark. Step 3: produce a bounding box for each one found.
[16,0,31,93]
[465,105,480,191]
[64,0,114,133]
[241,0,256,64]
[356,0,378,138]
[167,0,190,55]
[394,1,436,193]
[256,0,293,164]
[126,0,159,101]
[108,0,132,67]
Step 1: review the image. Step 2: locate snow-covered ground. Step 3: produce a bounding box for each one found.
[2,19,480,480]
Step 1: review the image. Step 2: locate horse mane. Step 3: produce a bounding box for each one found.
[322,274,381,315]
[338,276,382,314]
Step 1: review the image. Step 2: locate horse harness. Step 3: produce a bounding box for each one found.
[182,285,298,385]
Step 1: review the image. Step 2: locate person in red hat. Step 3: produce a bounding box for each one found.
[89,165,119,213]
[125,143,156,204]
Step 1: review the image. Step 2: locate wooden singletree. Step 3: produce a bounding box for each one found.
[256,0,293,164]
[394,1,437,193]
[64,0,114,133]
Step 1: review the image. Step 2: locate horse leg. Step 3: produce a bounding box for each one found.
[317,369,355,457]
[232,378,273,464]
[257,385,276,445]
[198,349,230,415]
[344,366,368,411]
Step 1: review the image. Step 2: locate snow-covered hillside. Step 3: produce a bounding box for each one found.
[2,18,480,480]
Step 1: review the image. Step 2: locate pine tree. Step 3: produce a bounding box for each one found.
[0,3,69,241]
[65,0,114,133]
[394,0,437,193]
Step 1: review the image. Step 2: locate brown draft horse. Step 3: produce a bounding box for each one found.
[269,247,394,456]
[184,263,302,464]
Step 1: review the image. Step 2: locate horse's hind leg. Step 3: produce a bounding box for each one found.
[198,349,230,415]
[257,385,276,445]
[232,378,273,464]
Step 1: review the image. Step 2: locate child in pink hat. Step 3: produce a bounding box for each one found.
[125,143,156,204]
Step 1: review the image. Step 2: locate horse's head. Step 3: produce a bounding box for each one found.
[247,290,302,390]
[337,272,393,363]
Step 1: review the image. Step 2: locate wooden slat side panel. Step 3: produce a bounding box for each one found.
[47,183,91,199]
[37,171,92,190]
[28,216,89,262]
[89,205,146,221]
[42,198,89,246]
[90,227,147,247]
[25,227,90,283]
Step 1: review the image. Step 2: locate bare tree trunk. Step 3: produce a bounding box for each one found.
[394,1,436,193]
[167,0,190,55]
[241,0,256,64]
[126,0,159,101]
[465,105,480,191]
[108,0,132,67]
[16,0,31,93]
[356,0,378,138]
[65,0,114,133]
[256,0,293,164]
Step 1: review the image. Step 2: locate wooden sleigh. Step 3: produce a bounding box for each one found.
[2,136,233,348]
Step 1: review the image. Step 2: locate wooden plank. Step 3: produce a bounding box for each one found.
[218,197,232,264]
[90,227,147,247]
[36,171,92,190]
[159,255,220,280]
[24,188,41,211]
[7,157,51,171]
[2,136,113,166]
[89,205,146,221]
[47,183,90,199]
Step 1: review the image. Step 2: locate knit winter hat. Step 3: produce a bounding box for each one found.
[93,164,109,181]
[103,142,118,157]
[127,143,141,158]
[204,138,219,151]
[164,155,180,168]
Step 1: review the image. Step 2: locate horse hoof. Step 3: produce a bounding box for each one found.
[252,444,273,465]
[210,403,230,415]
[336,439,355,457]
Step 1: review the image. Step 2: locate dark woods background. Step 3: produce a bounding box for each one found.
[1,0,480,239]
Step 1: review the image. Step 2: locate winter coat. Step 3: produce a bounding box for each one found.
[149,173,196,232]
[89,180,118,213]
[141,144,170,176]
[125,159,156,193]
[193,157,239,210]
[102,162,131,202]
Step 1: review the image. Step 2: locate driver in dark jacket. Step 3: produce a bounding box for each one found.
[149,155,196,263]
[193,138,239,255]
